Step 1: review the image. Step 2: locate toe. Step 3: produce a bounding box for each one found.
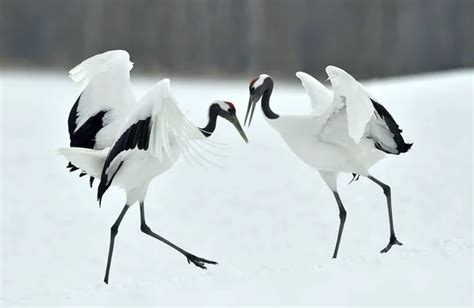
[380,244,393,253]
[202,258,218,265]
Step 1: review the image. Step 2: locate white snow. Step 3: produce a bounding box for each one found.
[1,69,472,305]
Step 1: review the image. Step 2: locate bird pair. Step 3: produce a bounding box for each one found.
[60,50,412,284]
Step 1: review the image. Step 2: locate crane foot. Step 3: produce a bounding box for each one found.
[186,254,218,269]
[380,236,403,253]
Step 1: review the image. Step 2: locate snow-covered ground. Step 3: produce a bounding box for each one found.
[1,69,472,305]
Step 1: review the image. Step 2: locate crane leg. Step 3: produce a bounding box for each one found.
[139,202,217,269]
[368,176,403,253]
[332,192,347,259]
[104,204,130,284]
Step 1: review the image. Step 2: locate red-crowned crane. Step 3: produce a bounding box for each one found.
[244,65,412,259]
[59,50,248,283]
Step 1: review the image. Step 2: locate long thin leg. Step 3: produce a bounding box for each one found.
[332,192,347,259]
[104,204,130,284]
[139,202,217,269]
[368,176,403,253]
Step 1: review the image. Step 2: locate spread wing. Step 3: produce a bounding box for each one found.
[295,71,333,115]
[325,65,374,143]
[68,50,135,151]
[97,79,204,204]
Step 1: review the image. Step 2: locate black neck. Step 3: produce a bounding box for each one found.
[199,105,219,137]
[261,84,279,120]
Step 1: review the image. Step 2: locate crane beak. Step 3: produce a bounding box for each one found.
[227,114,249,143]
[244,96,258,127]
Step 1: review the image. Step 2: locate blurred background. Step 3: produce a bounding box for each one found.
[1,0,473,78]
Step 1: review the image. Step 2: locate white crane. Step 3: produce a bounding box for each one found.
[59,50,248,283]
[244,66,412,259]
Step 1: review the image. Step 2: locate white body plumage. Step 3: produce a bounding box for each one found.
[250,67,407,190]
[245,66,411,257]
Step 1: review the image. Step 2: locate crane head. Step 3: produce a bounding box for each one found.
[212,101,248,143]
[245,74,272,126]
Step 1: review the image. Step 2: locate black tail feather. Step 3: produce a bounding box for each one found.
[97,161,123,207]
[67,163,79,172]
[66,163,95,188]
[371,99,413,154]
[348,173,360,185]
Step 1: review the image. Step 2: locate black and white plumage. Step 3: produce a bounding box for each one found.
[245,65,412,259]
[66,50,135,185]
[59,50,248,284]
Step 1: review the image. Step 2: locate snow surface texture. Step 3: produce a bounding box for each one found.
[1,69,472,305]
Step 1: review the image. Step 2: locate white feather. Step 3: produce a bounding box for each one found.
[58,147,107,178]
[295,71,333,115]
[325,65,374,143]
[367,107,398,154]
[69,50,133,88]
[120,79,204,163]
[69,50,136,149]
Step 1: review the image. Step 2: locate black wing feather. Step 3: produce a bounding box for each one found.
[68,94,108,148]
[371,99,412,154]
[68,96,80,137]
[97,116,152,205]
[66,94,108,185]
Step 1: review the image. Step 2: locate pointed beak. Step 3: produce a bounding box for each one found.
[228,114,249,143]
[244,96,258,127]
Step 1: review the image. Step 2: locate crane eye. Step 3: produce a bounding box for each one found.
[249,87,255,95]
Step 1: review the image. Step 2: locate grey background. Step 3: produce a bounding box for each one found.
[1,0,472,78]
